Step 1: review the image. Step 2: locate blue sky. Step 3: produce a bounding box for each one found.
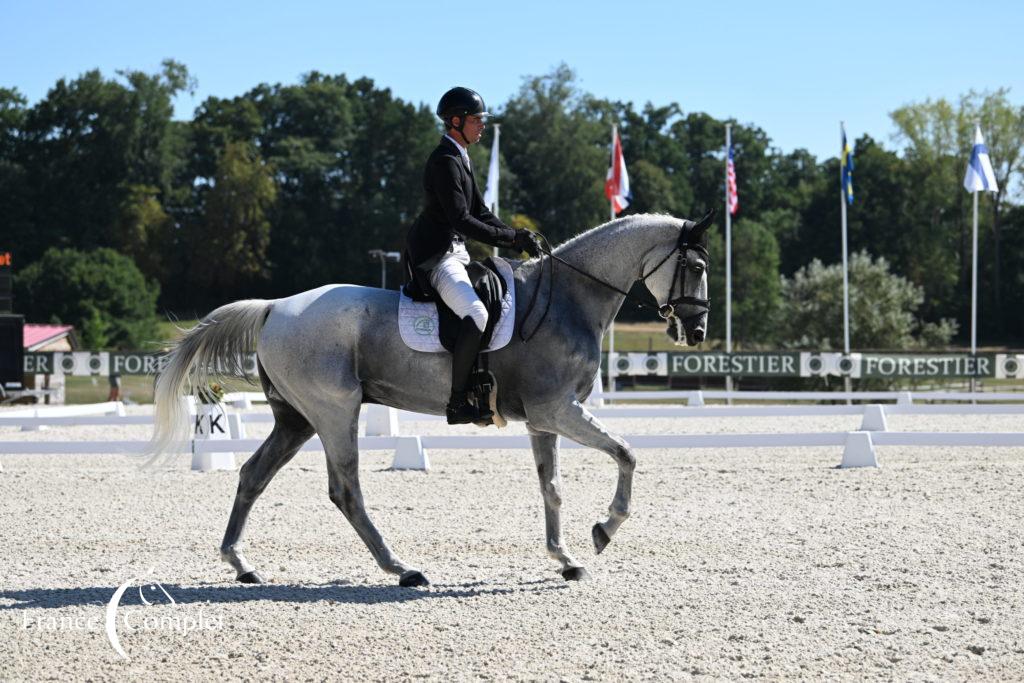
[2,0,1021,160]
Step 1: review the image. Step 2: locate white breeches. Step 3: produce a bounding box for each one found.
[428,243,489,333]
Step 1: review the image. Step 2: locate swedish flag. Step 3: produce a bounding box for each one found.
[841,126,854,205]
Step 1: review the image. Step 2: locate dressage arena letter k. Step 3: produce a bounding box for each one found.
[194,413,226,435]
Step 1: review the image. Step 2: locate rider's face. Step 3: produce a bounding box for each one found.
[454,115,486,144]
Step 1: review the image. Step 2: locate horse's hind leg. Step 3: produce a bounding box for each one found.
[530,400,636,557]
[318,401,428,588]
[527,427,589,581]
[220,399,314,583]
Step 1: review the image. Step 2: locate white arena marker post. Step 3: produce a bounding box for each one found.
[227,412,246,439]
[391,436,429,471]
[585,369,604,408]
[687,391,705,406]
[897,391,913,406]
[859,404,888,432]
[227,412,249,461]
[191,402,236,472]
[365,404,400,437]
[20,409,42,432]
[841,431,879,469]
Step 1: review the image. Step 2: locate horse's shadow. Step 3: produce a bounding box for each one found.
[0,578,567,611]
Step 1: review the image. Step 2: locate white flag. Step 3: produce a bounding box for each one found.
[483,124,500,213]
[963,125,999,192]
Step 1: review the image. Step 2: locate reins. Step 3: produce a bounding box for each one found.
[517,217,713,343]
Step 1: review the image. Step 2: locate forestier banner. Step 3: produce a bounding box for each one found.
[859,354,995,378]
[666,352,800,377]
[24,351,1021,378]
[23,352,259,376]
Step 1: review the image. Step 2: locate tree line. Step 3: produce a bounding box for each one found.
[2,61,1022,349]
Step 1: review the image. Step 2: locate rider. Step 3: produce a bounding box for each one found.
[406,86,541,425]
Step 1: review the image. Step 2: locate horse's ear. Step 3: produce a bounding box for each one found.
[689,208,716,239]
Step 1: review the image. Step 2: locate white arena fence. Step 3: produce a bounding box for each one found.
[219,389,1024,408]
[3,395,1024,472]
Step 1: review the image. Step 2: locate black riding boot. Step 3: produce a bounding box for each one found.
[446,316,491,425]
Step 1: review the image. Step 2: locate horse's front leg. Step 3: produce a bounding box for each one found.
[527,426,590,581]
[530,400,635,555]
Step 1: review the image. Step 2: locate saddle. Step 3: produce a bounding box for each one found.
[399,255,514,353]
[400,254,514,428]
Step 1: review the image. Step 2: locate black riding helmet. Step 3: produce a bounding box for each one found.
[437,87,488,140]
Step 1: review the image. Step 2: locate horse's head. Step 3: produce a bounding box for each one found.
[641,210,713,347]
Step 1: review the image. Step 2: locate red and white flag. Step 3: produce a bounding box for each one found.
[605,125,631,215]
[726,144,739,215]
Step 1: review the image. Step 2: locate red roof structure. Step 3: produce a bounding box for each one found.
[24,324,75,351]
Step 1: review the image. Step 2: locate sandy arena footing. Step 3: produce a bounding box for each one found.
[1,407,1023,680]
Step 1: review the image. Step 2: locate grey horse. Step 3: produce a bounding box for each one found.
[151,212,712,586]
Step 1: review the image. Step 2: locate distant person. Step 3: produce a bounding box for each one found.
[107,371,121,402]
[406,86,541,425]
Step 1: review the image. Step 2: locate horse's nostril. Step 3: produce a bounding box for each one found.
[693,330,705,343]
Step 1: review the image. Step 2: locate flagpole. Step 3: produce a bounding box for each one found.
[971,184,979,394]
[724,124,733,401]
[840,123,853,400]
[840,123,851,356]
[608,124,617,397]
[491,124,501,257]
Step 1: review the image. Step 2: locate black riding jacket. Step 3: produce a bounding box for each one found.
[406,136,516,269]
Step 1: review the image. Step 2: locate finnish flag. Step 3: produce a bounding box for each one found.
[963,125,999,192]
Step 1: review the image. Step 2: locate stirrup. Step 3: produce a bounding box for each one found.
[446,392,492,425]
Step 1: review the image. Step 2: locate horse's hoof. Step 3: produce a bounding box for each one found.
[399,570,430,588]
[592,523,611,554]
[237,571,265,584]
[561,566,592,581]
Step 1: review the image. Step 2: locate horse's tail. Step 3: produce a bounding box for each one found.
[149,299,274,460]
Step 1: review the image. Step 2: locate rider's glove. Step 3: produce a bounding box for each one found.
[512,229,542,257]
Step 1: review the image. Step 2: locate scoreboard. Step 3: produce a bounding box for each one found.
[0,250,11,313]
[0,252,21,388]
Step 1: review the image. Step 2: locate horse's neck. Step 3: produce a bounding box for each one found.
[551,216,676,334]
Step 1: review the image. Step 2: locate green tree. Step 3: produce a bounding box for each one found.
[13,61,192,265]
[891,89,1024,335]
[705,218,783,346]
[0,88,31,254]
[182,73,437,302]
[500,65,609,242]
[115,184,176,282]
[777,251,957,351]
[186,141,276,292]
[626,159,680,215]
[14,247,160,348]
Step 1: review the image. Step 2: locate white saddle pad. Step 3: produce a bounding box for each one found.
[398,259,515,353]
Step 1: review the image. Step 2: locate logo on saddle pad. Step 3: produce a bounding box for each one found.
[413,316,435,336]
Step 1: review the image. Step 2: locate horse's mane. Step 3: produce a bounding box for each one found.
[551,213,683,256]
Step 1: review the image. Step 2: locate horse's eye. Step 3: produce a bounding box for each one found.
[691,264,705,274]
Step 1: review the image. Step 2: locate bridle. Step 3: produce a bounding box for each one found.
[640,215,712,330]
[520,209,714,344]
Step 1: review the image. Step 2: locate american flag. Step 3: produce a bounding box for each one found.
[726,145,739,215]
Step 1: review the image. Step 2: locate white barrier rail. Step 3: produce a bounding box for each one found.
[5,402,1024,430]
[4,431,1024,472]
[3,400,1023,472]
[6,432,1024,455]
[595,390,1024,404]
[0,401,126,418]
[225,389,1024,408]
